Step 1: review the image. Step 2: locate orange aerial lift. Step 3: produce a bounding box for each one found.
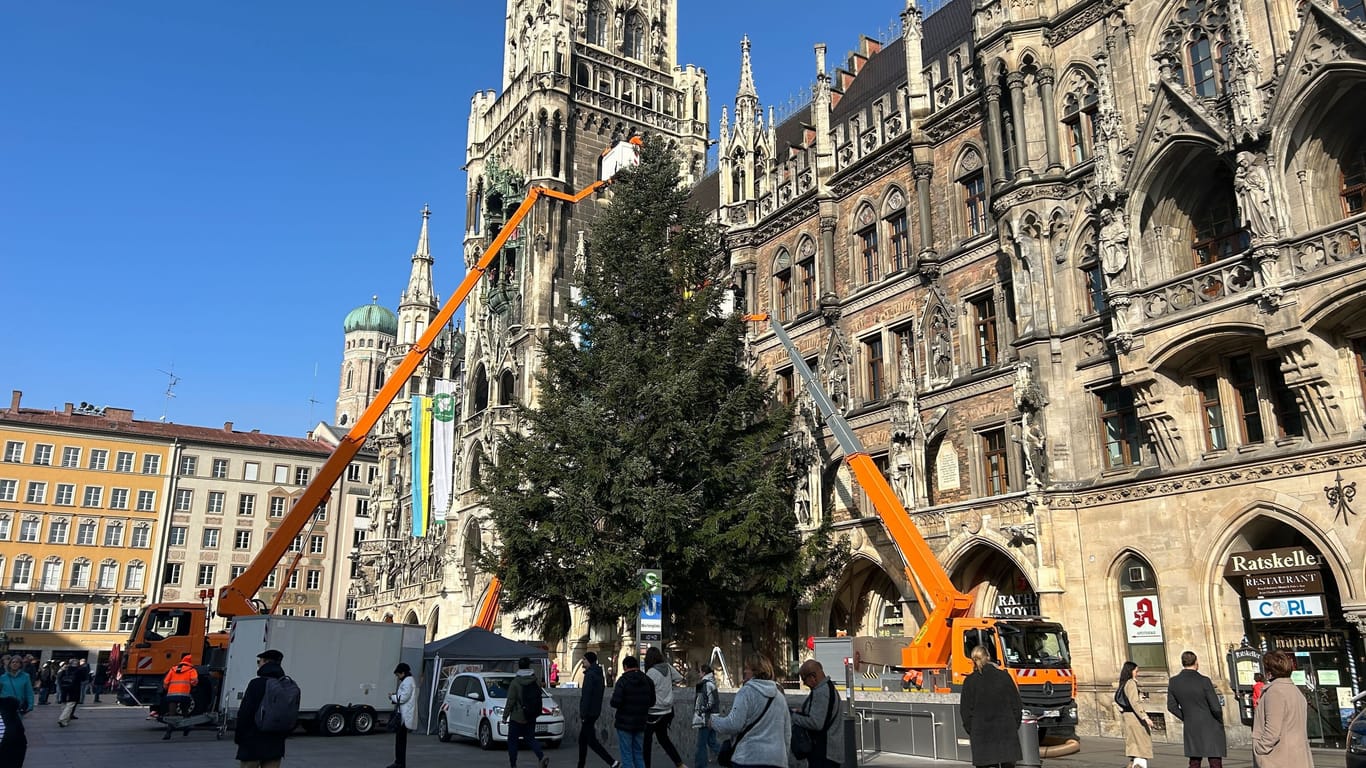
[747,313,1078,730]
[118,147,633,711]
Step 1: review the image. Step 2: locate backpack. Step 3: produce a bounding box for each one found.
[1114,683,1133,713]
[255,675,302,733]
[518,677,542,723]
[58,667,76,688]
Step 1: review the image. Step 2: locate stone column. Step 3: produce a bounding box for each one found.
[1007,72,1031,178]
[914,164,935,252]
[984,84,1007,185]
[1037,67,1063,171]
[819,214,838,306]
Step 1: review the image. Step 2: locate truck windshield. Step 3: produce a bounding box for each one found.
[1000,624,1070,668]
[141,609,193,642]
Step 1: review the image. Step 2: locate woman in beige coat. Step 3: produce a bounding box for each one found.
[1117,661,1153,768]
[1252,650,1312,768]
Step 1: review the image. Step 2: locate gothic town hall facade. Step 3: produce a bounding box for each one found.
[347,0,1366,747]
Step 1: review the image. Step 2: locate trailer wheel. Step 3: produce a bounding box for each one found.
[349,706,376,736]
[437,714,452,742]
[320,705,348,736]
[478,719,495,750]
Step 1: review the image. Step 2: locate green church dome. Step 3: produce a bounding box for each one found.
[344,297,398,335]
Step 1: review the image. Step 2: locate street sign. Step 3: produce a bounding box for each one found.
[636,568,663,648]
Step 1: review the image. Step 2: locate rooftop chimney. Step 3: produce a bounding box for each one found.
[9,390,20,411]
[223,422,234,432]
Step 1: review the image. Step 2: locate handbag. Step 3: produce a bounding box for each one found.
[387,711,403,732]
[717,691,776,768]
[791,680,838,759]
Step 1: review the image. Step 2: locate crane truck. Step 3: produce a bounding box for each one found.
[747,313,1078,732]
[118,143,635,727]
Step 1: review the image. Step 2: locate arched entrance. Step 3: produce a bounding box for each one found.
[827,556,906,638]
[950,541,1039,618]
[1212,510,1357,748]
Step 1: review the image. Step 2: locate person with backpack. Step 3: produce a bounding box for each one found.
[37,663,55,705]
[610,656,656,768]
[503,656,549,768]
[790,660,843,768]
[691,665,721,768]
[386,663,416,768]
[1117,661,1153,768]
[576,652,617,768]
[56,661,82,727]
[642,646,685,768]
[235,649,294,768]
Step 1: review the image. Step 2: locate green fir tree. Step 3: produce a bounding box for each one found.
[478,136,843,639]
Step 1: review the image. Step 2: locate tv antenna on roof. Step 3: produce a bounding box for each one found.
[157,365,180,422]
[308,362,322,426]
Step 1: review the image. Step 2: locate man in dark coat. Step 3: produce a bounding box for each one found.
[610,656,656,768]
[0,695,27,767]
[577,652,616,768]
[959,646,1022,768]
[236,649,290,768]
[1166,651,1227,768]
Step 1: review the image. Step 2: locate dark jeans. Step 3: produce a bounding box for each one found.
[808,755,840,768]
[507,719,544,766]
[578,715,615,768]
[1188,759,1223,768]
[394,724,407,766]
[643,711,682,768]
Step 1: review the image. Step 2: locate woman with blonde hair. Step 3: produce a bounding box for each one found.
[959,645,1022,768]
[709,653,790,768]
[1116,661,1153,768]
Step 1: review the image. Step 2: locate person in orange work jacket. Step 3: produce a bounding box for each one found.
[162,655,199,716]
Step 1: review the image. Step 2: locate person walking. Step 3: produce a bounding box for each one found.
[74,660,91,705]
[163,654,199,716]
[387,663,416,768]
[577,652,618,768]
[504,656,549,768]
[642,647,686,768]
[550,660,561,688]
[235,649,290,768]
[791,660,843,768]
[0,657,34,716]
[959,646,1022,768]
[1116,661,1153,768]
[692,665,721,768]
[57,661,82,727]
[37,663,54,706]
[0,695,27,768]
[709,653,790,768]
[1251,673,1266,709]
[1167,651,1227,768]
[1251,651,1312,768]
[610,656,656,768]
[92,663,107,704]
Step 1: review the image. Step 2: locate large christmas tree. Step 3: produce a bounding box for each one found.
[480,136,841,643]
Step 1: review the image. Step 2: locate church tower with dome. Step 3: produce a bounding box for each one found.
[336,297,398,428]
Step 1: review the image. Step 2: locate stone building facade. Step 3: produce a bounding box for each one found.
[701,0,1366,749]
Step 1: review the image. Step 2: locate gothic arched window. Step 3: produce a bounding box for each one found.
[623,11,645,60]
[1161,0,1232,99]
[855,204,880,284]
[1061,70,1099,165]
[772,248,793,322]
[1117,554,1167,668]
[586,0,608,47]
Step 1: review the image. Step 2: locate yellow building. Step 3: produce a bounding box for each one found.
[0,393,171,666]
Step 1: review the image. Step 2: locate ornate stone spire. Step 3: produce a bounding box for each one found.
[735,36,760,132]
[401,205,436,311]
[737,35,757,100]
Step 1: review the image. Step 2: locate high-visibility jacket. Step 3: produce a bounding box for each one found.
[163,663,198,696]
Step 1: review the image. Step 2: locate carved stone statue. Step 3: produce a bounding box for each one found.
[794,475,812,526]
[1235,151,1278,242]
[1098,208,1129,277]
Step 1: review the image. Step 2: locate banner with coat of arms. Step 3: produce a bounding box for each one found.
[431,380,457,524]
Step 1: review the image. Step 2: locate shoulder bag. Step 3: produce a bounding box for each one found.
[792,679,839,759]
[717,692,776,768]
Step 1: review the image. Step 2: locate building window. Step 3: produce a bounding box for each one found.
[61,446,81,468]
[61,605,84,631]
[1228,354,1264,444]
[168,526,187,547]
[1261,359,1304,439]
[239,494,256,516]
[109,488,129,510]
[264,570,278,589]
[274,464,289,484]
[1355,338,1366,411]
[1187,35,1221,98]
[131,524,150,548]
[856,206,880,284]
[25,481,46,504]
[2,605,22,630]
[280,608,296,617]
[306,569,321,590]
[19,518,39,543]
[141,454,160,475]
[76,519,96,545]
[0,480,14,502]
[212,458,229,479]
[1097,387,1144,468]
[981,427,1011,495]
[118,608,138,632]
[90,605,110,632]
[235,530,252,550]
[89,449,108,470]
[864,336,885,402]
[54,483,75,506]
[70,559,91,588]
[345,596,358,621]
[346,463,362,482]
[294,467,311,486]
[1191,171,1249,266]
[178,455,198,476]
[1118,554,1166,667]
[135,490,155,511]
[270,497,287,517]
[98,561,118,590]
[289,535,304,554]
[1063,84,1099,165]
[312,505,327,522]
[115,451,134,472]
[202,528,220,548]
[244,462,260,481]
[125,561,145,591]
[303,609,318,618]
[231,565,246,579]
[40,558,62,591]
[0,514,8,540]
[1081,261,1107,317]
[33,444,53,466]
[2,441,23,463]
[164,561,183,585]
[285,570,299,590]
[207,492,225,515]
[197,564,215,587]
[970,294,998,368]
[586,0,608,46]
[48,517,69,544]
[12,557,34,588]
[798,249,817,315]
[34,605,55,630]
[104,521,123,547]
[888,211,911,272]
[1343,149,1366,217]
[82,486,103,508]
[623,10,645,60]
[173,489,192,512]
[962,171,987,238]
[773,249,793,321]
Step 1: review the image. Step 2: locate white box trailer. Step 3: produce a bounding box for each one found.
[222,615,425,736]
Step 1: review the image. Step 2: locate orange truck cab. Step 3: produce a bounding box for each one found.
[117,603,226,711]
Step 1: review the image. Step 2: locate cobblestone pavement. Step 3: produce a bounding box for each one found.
[17,702,1346,768]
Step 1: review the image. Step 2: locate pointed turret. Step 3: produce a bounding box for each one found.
[735,36,760,134]
[399,205,438,347]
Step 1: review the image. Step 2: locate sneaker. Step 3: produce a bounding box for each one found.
[611,762,621,768]
[541,757,551,768]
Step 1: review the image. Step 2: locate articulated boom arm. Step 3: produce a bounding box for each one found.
[217,181,606,619]
[749,315,974,668]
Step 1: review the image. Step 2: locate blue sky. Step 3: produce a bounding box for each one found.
[2,1,905,437]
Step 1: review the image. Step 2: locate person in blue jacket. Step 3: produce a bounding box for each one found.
[0,657,34,715]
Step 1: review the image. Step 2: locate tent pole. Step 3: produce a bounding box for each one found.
[426,654,441,736]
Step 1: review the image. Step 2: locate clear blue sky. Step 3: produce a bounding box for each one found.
[2,1,905,437]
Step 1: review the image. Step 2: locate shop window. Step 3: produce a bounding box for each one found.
[1117,554,1167,669]
[1097,387,1144,468]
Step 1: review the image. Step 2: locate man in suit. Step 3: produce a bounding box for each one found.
[1167,651,1227,768]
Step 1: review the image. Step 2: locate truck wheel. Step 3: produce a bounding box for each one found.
[478,719,495,750]
[320,705,348,736]
[349,706,376,736]
[437,714,452,742]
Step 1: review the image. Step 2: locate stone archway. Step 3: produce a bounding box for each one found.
[948,539,1039,618]
[404,610,421,625]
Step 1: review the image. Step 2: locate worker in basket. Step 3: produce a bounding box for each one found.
[901,668,924,691]
[162,655,199,717]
